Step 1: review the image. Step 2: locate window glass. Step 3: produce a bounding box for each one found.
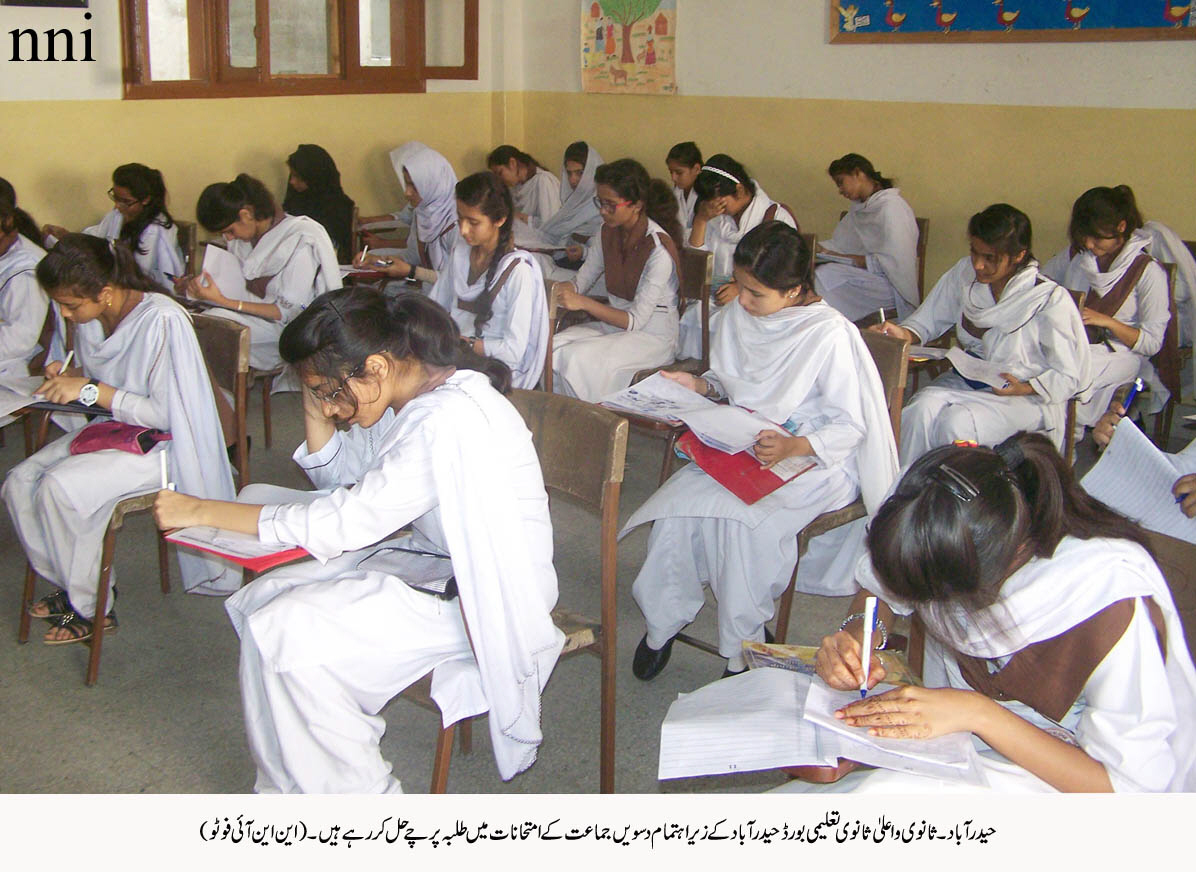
[227,0,257,69]
[146,0,190,81]
[426,0,464,67]
[270,0,334,76]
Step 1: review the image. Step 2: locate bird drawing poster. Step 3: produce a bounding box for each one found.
[581,0,677,95]
[831,1,1196,42]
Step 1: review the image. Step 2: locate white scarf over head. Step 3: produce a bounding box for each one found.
[710,300,899,513]
[828,188,920,307]
[537,142,604,245]
[240,214,341,292]
[393,144,459,250]
[1065,228,1153,297]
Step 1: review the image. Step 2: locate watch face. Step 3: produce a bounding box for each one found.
[79,383,99,407]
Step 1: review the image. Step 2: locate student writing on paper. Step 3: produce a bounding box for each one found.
[796,433,1196,793]
[42,163,183,292]
[355,142,459,287]
[872,204,1089,464]
[550,158,683,402]
[624,223,898,680]
[487,145,561,228]
[192,173,341,371]
[665,141,703,236]
[152,289,562,793]
[1093,403,1196,520]
[3,235,237,645]
[0,179,49,380]
[427,172,549,390]
[815,153,920,323]
[679,154,799,361]
[283,144,356,263]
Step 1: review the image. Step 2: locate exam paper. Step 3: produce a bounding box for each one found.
[908,345,949,361]
[676,405,786,454]
[945,347,1010,390]
[200,244,249,301]
[599,371,716,422]
[0,374,44,418]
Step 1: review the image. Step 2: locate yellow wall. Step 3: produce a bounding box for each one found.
[520,92,1196,284]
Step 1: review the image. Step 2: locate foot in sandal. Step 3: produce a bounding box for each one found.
[27,590,71,621]
[43,609,118,645]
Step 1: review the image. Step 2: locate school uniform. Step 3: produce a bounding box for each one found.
[551,215,679,402]
[514,166,563,228]
[673,186,697,236]
[2,293,237,619]
[678,184,797,360]
[516,145,606,285]
[224,369,563,793]
[388,143,460,280]
[815,187,920,322]
[208,214,340,371]
[624,301,898,670]
[430,242,549,389]
[83,209,184,291]
[775,537,1196,793]
[898,259,1089,464]
[0,234,48,379]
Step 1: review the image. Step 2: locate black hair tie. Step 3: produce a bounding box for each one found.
[994,435,1026,471]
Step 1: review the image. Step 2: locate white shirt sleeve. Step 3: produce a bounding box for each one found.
[1025,295,1089,404]
[107,329,171,430]
[291,411,397,491]
[799,337,868,467]
[0,270,48,367]
[1127,262,1170,357]
[573,234,606,296]
[268,242,321,324]
[527,170,563,226]
[901,258,969,344]
[622,242,677,332]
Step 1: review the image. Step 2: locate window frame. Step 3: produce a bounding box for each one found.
[120,0,478,99]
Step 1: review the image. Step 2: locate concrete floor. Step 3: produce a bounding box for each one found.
[1,383,1191,794]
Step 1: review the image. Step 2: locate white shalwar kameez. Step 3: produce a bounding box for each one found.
[514,166,563,228]
[774,537,1196,793]
[673,186,697,236]
[517,145,606,284]
[224,370,563,793]
[209,214,340,371]
[389,144,460,279]
[2,294,237,619]
[0,234,48,380]
[551,217,679,402]
[898,258,1089,464]
[623,301,898,670]
[678,184,797,360]
[814,188,920,322]
[83,209,184,291]
[430,243,549,389]
[1063,230,1170,426]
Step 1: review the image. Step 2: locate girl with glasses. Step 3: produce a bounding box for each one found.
[550,158,683,402]
[152,288,562,793]
[41,163,183,292]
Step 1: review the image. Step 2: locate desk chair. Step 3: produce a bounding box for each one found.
[192,314,251,482]
[542,281,558,392]
[402,390,628,792]
[251,366,286,449]
[1151,263,1180,447]
[176,220,199,277]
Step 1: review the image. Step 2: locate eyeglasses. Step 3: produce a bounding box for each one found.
[592,196,629,213]
[309,363,364,405]
[107,188,140,208]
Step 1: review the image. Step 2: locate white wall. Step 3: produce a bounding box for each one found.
[524,0,1196,109]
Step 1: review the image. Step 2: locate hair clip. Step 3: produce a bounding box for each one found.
[327,297,345,321]
[929,463,980,502]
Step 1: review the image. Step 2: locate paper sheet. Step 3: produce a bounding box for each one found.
[816,252,857,267]
[599,371,716,422]
[908,345,949,361]
[0,374,44,418]
[676,405,786,454]
[1080,419,1196,543]
[945,347,1010,390]
[200,244,249,301]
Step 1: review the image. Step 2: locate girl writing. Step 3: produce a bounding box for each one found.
[487,145,562,227]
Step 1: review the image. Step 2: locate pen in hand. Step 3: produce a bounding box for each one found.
[859,595,877,698]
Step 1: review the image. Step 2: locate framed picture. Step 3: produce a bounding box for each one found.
[830,1,1196,43]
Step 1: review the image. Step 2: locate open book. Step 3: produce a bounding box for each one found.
[599,371,717,423]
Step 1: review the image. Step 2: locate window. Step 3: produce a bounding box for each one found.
[121,0,478,99]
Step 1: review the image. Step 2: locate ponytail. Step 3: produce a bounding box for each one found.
[487,145,541,173]
[0,177,40,242]
[594,158,683,250]
[37,233,165,298]
[826,153,894,190]
[196,173,277,232]
[692,154,756,203]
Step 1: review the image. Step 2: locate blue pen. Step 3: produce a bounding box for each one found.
[1121,377,1145,417]
[859,596,877,698]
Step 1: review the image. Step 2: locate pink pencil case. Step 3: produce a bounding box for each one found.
[69,421,172,456]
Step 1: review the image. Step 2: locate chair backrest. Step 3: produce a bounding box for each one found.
[191,313,250,480]
[542,282,558,392]
[1142,529,1196,660]
[678,246,713,368]
[800,232,817,285]
[1184,240,1196,262]
[350,205,361,261]
[859,329,910,447]
[1154,262,1181,399]
[176,220,198,276]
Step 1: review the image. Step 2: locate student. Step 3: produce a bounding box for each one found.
[1094,402,1196,523]
[794,434,1196,793]
[665,141,702,235]
[874,204,1088,464]
[487,145,562,227]
[1055,187,1170,433]
[624,223,898,679]
[429,172,549,390]
[357,142,460,286]
[535,140,605,252]
[283,144,356,263]
[152,289,563,794]
[42,163,184,291]
[815,153,920,322]
[193,173,340,371]
[550,158,682,402]
[0,178,49,379]
[679,154,799,360]
[3,235,236,644]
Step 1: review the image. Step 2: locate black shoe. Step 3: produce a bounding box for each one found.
[721,666,746,679]
[632,633,674,681]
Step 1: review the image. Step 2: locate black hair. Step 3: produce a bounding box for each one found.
[111,163,174,256]
[196,173,277,232]
[455,171,515,336]
[283,145,356,262]
[0,177,40,242]
[594,158,684,251]
[563,141,589,167]
[826,153,894,189]
[36,233,165,299]
[967,203,1035,267]
[666,141,703,167]
[279,288,512,411]
[486,145,542,172]
[692,153,756,203]
[867,432,1153,617]
[1068,185,1144,252]
[732,221,812,294]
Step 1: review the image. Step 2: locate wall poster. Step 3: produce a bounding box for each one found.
[581,0,677,95]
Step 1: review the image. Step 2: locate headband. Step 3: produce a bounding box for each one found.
[699,165,742,186]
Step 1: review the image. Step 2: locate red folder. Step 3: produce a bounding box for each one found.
[676,430,813,505]
[165,533,310,573]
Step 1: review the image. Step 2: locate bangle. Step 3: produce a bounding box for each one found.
[236,300,243,313]
[702,378,718,399]
[840,612,888,650]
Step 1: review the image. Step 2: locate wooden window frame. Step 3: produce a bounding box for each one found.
[120,0,477,99]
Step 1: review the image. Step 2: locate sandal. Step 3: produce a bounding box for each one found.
[43,609,118,646]
[27,590,71,621]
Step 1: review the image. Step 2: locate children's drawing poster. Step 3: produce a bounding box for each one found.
[831,2,1196,43]
[582,1,677,95]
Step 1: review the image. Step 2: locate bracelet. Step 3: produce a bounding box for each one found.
[840,612,888,650]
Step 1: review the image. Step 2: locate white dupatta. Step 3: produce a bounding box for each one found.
[1064,229,1153,297]
[537,143,604,246]
[237,214,341,293]
[827,188,920,308]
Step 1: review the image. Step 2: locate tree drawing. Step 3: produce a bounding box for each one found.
[601,0,662,64]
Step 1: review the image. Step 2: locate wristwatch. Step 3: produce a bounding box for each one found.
[78,378,100,407]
